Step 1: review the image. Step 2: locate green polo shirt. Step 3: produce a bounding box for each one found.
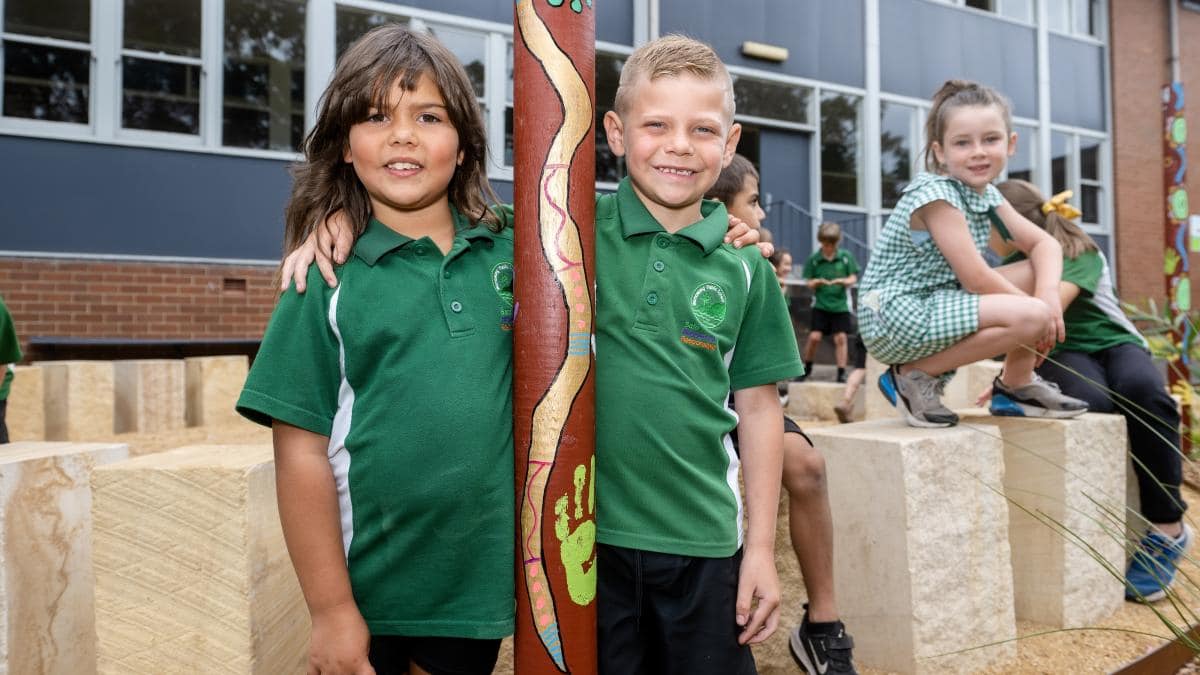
[595,178,803,558]
[802,248,859,313]
[237,212,515,639]
[0,295,20,401]
[1005,249,1145,356]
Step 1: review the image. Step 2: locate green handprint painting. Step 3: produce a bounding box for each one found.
[554,457,596,606]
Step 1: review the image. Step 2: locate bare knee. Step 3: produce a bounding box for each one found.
[834,333,847,347]
[783,435,827,498]
[807,331,824,343]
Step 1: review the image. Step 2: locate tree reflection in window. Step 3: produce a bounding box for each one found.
[821,92,860,206]
[121,0,202,135]
[2,0,91,124]
[222,0,306,151]
[880,101,913,209]
[733,77,809,124]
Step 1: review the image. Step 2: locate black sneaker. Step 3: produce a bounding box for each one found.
[789,604,858,675]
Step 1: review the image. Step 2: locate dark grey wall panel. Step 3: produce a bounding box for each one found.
[391,0,633,44]
[659,0,864,87]
[881,0,1036,119]
[1049,35,1106,130]
[0,136,290,259]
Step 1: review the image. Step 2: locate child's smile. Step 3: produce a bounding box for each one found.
[932,104,1015,193]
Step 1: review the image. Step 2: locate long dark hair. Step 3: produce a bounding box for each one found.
[283,24,498,256]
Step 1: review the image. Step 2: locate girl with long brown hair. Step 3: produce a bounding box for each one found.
[996,179,1189,604]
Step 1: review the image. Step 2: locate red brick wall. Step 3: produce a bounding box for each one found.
[1110,0,1200,307]
[0,257,280,357]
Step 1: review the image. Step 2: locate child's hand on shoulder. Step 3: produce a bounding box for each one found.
[308,601,376,675]
[735,546,781,645]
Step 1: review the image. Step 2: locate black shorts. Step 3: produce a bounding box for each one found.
[368,634,501,675]
[809,308,852,334]
[729,414,811,453]
[597,544,757,675]
[851,332,867,369]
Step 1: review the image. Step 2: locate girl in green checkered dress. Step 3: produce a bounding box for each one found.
[857,80,1088,427]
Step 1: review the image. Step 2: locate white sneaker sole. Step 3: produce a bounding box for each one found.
[789,630,819,675]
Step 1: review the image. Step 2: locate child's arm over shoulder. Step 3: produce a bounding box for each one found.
[274,423,375,675]
[993,199,1066,341]
[731,384,784,645]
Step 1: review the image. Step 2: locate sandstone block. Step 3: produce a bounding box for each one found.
[787,381,863,421]
[39,361,115,441]
[806,420,1016,674]
[863,356,893,420]
[186,356,250,428]
[114,360,186,434]
[93,444,307,674]
[0,442,129,675]
[6,365,44,441]
[941,360,1004,410]
[958,411,1126,627]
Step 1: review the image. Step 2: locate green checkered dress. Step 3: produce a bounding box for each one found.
[857,172,1004,364]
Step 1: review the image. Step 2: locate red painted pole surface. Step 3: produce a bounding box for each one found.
[512,1,598,673]
[1163,81,1191,451]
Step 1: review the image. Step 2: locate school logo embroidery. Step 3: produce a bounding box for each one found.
[493,262,515,330]
[690,282,727,330]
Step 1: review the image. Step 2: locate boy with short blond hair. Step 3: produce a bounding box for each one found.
[801,222,859,382]
[597,35,801,674]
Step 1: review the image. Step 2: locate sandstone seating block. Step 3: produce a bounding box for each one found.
[958,410,1126,627]
[864,356,893,420]
[114,359,186,434]
[0,442,129,675]
[806,419,1016,674]
[92,444,307,675]
[38,361,115,441]
[787,381,863,422]
[185,356,250,428]
[7,365,45,441]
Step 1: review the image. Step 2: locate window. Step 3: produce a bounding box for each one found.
[880,101,916,209]
[939,0,1032,22]
[335,8,403,57]
[821,91,861,206]
[2,0,92,124]
[1050,130,1106,227]
[732,76,810,125]
[1078,136,1102,224]
[594,51,625,184]
[1047,0,1102,38]
[1006,123,1036,183]
[222,0,306,152]
[121,0,203,136]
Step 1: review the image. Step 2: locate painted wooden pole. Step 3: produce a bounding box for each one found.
[512,1,597,673]
[1163,80,1191,451]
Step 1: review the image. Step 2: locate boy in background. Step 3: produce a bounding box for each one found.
[800,223,859,382]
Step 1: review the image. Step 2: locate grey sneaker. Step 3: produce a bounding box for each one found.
[891,364,958,428]
[989,374,1088,418]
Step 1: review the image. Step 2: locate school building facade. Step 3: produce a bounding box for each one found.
[0,0,1195,356]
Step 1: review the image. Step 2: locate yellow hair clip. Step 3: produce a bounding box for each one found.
[1041,190,1082,220]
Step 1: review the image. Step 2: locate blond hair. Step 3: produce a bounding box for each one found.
[613,34,734,119]
[817,221,842,245]
[922,79,1013,173]
[996,179,1097,259]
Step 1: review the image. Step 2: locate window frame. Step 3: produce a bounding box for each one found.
[115,0,206,147]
